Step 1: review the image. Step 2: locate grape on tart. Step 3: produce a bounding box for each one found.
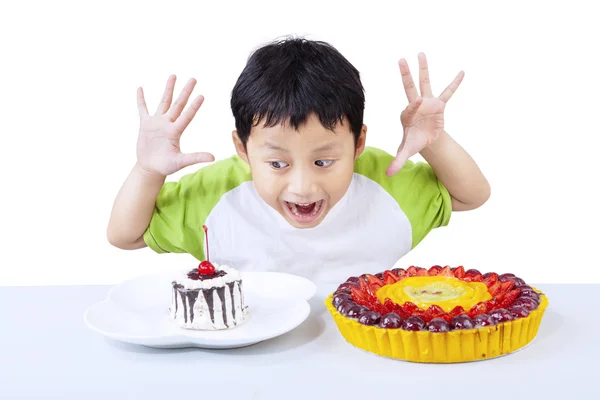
[170,225,248,330]
[326,265,549,363]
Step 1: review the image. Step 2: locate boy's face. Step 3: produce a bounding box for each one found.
[233,113,366,229]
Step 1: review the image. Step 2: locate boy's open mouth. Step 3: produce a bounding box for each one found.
[283,200,325,223]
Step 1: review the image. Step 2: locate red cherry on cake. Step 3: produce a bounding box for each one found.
[489,308,514,323]
[359,311,382,326]
[451,315,474,330]
[332,293,352,307]
[198,260,215,275]
[511,277,526,287]
[401,316,425,331]
[336,300,357,315]
[380,313,403,328]
[512,298,539,311]
[427,318,450,332]
[473,313,496,327]
[498,273,516,282]
[345,304,365,318]
[508,305,530,318]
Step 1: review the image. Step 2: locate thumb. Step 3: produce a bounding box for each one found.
[177,152,215,170]
[386,147,410,177]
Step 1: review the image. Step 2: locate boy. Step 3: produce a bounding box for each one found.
[107,37,490,283]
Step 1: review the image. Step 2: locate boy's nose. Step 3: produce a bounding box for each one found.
[287,170,318,198]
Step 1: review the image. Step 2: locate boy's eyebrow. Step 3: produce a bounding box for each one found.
[263,141,342,153]
[264,142,289,152]
[312,142,342,153]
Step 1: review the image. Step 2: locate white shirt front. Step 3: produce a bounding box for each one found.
[205,174,412,284]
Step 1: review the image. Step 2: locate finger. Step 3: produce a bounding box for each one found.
[167,78,197,121]
[174,95,205,133]
[386,147,410,177]
[402,96,423,122]
[418,53,433,97]
[176,152,215,170]
[398,59,418,102]
[137,87,149,117]
[155,75,177,115]
[439,70,465,103]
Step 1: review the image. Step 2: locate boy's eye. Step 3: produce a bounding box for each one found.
[269,161,289,169]
[315,160,334,167]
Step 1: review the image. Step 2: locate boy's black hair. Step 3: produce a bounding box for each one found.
[230,36,365,148]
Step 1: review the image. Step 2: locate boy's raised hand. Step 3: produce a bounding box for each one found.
[386,53,464,177]
[136,75,215,177]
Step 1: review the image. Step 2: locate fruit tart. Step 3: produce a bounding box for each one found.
[170,225,248,330]
[325,266,548,363]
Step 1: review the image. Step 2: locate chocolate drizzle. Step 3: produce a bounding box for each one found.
[227,282,236,322]
[172,279,243,328]
[185,290,200,323]
[202,289,215,323]
[173,287,178,314]
[180,290,188,323]
[217,287,228,327]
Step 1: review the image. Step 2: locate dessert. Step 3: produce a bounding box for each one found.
[326,265,549,363]
[170,225,248,330]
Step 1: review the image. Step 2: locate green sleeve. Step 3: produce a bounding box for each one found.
[354,147,452,249]
[143,155,252,260]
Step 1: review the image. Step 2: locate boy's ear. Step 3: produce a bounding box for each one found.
[232,130,249,163]
[354,124,367,160]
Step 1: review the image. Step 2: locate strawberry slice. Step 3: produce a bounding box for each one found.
[500,279,515,292]
[406,266,418,276]
[374,303,387,315]
[468,272,483,282]
[428,265,442,276]
[396,269,409,280]
[416,268,429,276]
[486,299,499,310]
[467,302,489,318]
[402,301,418,314]
[383,299,397,314]
[482,273,499,288]
[439,266,453,277]
[350,285,369,304]
[370,282,383,295]
[488,281,502,297]
[453,266,466,279]
[357,276,371,293]
[364,274,383,286]
[449,306,466,317]
[362,274,384,296]
[393,305,410,319]
[413,308,431,322]
[382,272,397,286]
[498,289,520,309]
[425,305,446,320]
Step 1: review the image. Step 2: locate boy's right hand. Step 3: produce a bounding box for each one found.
[136,75,215,177]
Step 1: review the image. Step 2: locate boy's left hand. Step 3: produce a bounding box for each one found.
[386,53,465,177]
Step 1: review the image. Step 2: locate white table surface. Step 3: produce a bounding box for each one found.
[0,283,597,399]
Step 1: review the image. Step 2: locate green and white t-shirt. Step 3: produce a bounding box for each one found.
[143,146,451,283]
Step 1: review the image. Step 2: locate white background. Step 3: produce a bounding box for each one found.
[1,0,598,286]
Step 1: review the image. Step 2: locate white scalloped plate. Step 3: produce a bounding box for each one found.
[84,271,316,349]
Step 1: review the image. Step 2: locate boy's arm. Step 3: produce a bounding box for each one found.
[386,53,490,211]
[107,164,165,249]
[419,130,490,211]
[107,75,214,250]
